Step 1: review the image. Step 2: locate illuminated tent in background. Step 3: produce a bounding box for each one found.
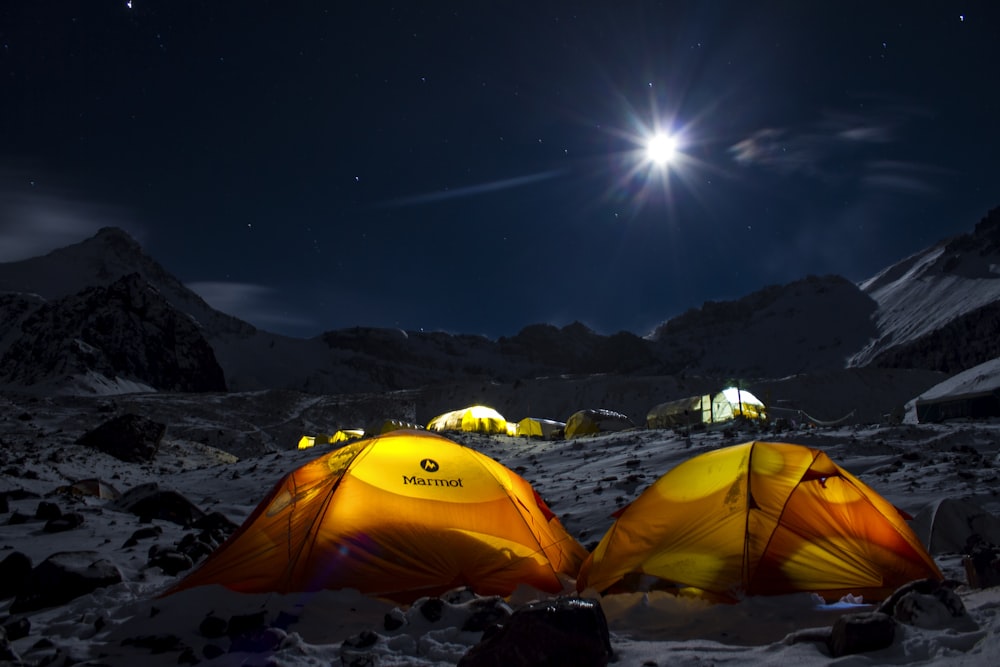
[516,417,566,440]
[577,441,941,602]
[564,409,634,439]
[297,433,331,450]
[712,387,766,421]
[167,430,586,603]
[646,387,767,429]
[426,405,507,435]
[331,429,365,444]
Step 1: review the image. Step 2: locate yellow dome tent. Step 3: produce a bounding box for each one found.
[564,409,634,438]
[168,430,586,603]
[515,417,565,439]
[578,441,941,602]
[426,405,507,435]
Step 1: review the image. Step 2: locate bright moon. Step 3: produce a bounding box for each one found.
[646,132,676,166]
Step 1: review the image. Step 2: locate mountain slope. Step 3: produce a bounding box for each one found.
[849,206,1000,370]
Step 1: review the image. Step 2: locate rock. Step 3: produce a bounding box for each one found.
[10,551,124,613]
[0,551,33,599]
[43,511,84,533]
[458,597,613,667]
[461,597,513,632]
[147,545,194,576]
[878,579,976,631]
[122,525,164,548]
[77,414,166,463]
[3,616,30,641]
[229,627,285,653]
[962,535,1000,588]
[829,611,896,657]
[34,501,62,521]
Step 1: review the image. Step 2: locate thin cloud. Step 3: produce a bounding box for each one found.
[377,169,564,207]
[861,160,945,195]
[728,105,920,180]
[186,281,316,331]
[0,191,132,262]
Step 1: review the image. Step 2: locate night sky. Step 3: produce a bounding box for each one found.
[2,2,998,340]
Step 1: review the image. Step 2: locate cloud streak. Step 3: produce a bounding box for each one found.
[186,281,316,332]
[377,169,564,208]
[728,105,941,195]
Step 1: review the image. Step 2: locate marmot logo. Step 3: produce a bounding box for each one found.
[420,458,439,473]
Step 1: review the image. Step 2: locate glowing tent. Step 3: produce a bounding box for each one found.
[577,441,941,602]
[168,430,586,603]
[426,405,507,435]
[647,388,766,430]
[564,409,634,439]
[515,417,565,440]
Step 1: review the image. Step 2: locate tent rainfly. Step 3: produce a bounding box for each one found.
[426,405,507,435]
[578,440,941,602]
[167,430,586,603]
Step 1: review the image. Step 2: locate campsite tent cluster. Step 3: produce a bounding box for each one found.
[298,387,768,449]
[170,430,942,606]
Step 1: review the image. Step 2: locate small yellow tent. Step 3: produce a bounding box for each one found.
[577,441,941,602]
[331,429,365,444]
[516,417,565,440]
[168,430,586,603]
[377,419,423,434]
[564,409,634,438]
[426,405,507,435]
[297,433,332,450]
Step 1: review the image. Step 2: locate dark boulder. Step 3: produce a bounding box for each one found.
[459,597,613,667]
[829,611,896,657]
[77,414,166,463]
[11,551,123,613]
[0,551,32,599]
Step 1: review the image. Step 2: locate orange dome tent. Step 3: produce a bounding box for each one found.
[578,441,941,602]
[168,430,586,603]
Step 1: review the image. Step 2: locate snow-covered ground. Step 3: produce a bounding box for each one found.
[2,380,1000,666]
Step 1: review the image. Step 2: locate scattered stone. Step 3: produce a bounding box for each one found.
[461,597,513,633]
[198,613,228,638]
[829,611,896,657]
[10,551,124,613]
[5,511,29,526]
[35,501,62,521]
[418,597,445,622]
[43,511,85,533]
[0,551,32,599]
[122,525,163,548]
[229,627,285,653]
[226,610,268,639]
[3,617,30,641]
[77,413,166,463]
[147,545,194,576]
[458,597,613,667]
[383,608,406,632]
[120,634,187,654]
